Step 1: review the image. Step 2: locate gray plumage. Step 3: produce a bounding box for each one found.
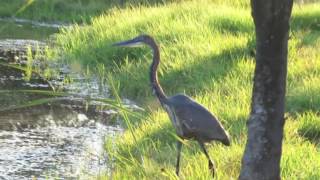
[113,34,230,177]
[166,94,230,145]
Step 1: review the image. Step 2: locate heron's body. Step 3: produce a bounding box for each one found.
[113,34,230,177]
[165,94,229,144]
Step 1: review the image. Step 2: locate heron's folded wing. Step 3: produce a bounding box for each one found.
[172,101,225,138]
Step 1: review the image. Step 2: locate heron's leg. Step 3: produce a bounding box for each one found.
[176,141,182,176]
[198,141,215,178]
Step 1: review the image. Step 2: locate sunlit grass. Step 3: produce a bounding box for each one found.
[0,0,114,23]
[54,0,320,179]
[0,0,249,23]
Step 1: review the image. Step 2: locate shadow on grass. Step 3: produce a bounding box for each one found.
[287,93,320,114]
[120,43,253,101]
[286,78,320,114]
[286,79,320,143]
[296,112,320,144]
[291,8,320,46]
[291,8,320,32]
[208,16,253,35]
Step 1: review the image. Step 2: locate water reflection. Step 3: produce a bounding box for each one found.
[0,18,60,40]
[0,112,122,179]
[0,66,123,179]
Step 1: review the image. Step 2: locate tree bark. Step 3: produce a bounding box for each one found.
[239,0,293,179]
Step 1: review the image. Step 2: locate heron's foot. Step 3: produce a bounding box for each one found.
[176,169,179,176]
[208,160,215,178]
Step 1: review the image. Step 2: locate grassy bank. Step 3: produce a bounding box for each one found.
[55,0,320,179]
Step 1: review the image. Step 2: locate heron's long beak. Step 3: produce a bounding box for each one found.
[112,38,143,47]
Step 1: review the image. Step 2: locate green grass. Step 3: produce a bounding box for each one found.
[54,0,320,179]
[0,0,248,23]
[0,0,114,23]
[297,112,320,143]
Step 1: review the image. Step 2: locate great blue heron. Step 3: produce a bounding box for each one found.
[113,34,230,177]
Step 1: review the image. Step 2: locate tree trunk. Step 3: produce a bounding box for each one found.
[239,0,293,179]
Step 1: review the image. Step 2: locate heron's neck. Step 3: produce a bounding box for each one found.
[149,41,167,103]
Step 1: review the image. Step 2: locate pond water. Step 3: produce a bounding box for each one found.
[0,18,60,40]
[0,19,124,179]
[0,121,121,179]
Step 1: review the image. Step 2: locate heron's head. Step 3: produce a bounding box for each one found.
[112,34,154,47]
